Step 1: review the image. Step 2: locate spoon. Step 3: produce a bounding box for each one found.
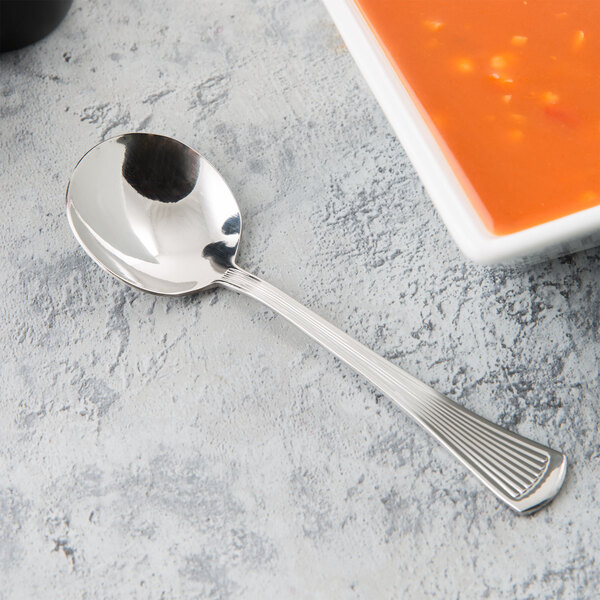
[67,133,566,514]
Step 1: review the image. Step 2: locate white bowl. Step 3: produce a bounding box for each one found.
[322,0,600,265]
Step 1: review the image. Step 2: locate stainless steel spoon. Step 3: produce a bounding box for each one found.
[67,133,566,514]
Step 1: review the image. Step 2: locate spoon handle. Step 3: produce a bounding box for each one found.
[221,266,566,514]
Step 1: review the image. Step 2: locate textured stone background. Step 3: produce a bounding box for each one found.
[1,1,599,598]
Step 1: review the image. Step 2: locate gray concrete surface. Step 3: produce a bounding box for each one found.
[1,1,599,598]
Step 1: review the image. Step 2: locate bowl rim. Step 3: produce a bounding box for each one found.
[322,0,600,264]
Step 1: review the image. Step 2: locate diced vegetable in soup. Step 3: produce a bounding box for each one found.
[355,0,600,235]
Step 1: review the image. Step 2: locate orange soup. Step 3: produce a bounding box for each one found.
[355,0,600,235]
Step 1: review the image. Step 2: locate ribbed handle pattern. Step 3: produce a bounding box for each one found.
[221,266,566,514]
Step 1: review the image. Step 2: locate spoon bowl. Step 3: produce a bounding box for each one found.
[67,132,566,514]
[67,133,241,295]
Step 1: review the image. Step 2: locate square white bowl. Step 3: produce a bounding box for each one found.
[322,0,600,265]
